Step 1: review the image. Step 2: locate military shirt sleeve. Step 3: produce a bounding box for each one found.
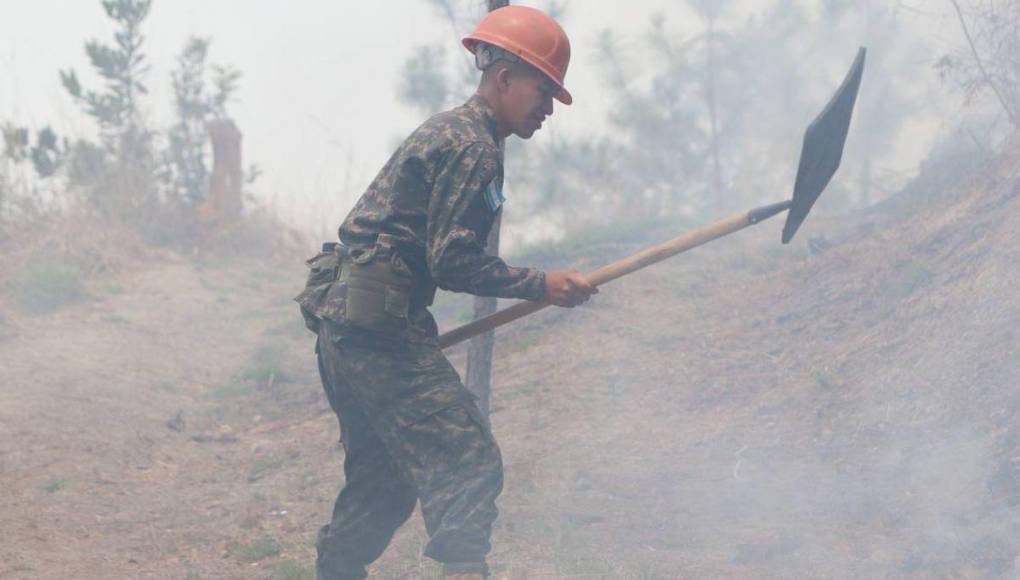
[426,142,545,301]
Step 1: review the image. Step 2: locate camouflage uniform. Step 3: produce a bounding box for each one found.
[298,95,545,580]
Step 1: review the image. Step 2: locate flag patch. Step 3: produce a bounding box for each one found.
[484,179,505,212]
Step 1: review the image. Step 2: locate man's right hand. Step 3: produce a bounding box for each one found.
[543,270,598,307]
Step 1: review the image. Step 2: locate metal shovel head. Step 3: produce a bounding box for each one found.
[782,47,867,244]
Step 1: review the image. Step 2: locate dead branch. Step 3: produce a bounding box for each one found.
[949,0,1019,128]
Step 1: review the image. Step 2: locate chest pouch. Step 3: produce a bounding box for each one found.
[339,236,413,334]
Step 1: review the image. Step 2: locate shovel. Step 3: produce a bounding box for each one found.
[439,47,867,350]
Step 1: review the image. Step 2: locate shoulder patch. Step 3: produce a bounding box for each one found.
[484,178,505,212]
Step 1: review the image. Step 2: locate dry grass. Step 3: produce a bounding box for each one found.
[4,140,1020,578]
[0,207,156,319]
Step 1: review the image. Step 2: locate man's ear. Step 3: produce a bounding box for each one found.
[495,64,513,95]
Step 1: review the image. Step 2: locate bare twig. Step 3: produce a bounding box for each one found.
[949,0,1019,128]
[427,0,471,39]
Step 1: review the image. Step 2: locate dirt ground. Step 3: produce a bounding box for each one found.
[3,144,1020,580]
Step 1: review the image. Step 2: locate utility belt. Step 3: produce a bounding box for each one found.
[296,234,436,336]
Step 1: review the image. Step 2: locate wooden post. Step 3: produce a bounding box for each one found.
[465,0,509,417]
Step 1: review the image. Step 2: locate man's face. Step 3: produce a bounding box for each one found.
[501,65,557,139]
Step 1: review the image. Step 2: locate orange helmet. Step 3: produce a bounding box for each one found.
[462,6,573,105]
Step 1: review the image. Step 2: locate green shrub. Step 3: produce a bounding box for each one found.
[814,370,837,390]
[205,382,249,400]
[241,343,290,385]
[228,536,281,563]
[247,456,285,482]
[271,560,312,580]
[14,260,84,314]
[44,479,67,493]
[100,312,128,323]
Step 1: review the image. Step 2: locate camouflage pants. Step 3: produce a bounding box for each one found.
[314,319,503,580]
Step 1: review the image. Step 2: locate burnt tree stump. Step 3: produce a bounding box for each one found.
[199,119,243,228]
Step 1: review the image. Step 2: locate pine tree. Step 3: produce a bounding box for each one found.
[59,0,156,219]
[397,46,450,116]
[60,0,152,158]
[163,37,242,204]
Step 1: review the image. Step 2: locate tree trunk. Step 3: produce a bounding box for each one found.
[466,0,509,417]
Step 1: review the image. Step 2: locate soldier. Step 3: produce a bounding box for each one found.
[296,6,596,580]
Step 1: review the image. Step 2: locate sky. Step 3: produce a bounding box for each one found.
[1,0,966,241]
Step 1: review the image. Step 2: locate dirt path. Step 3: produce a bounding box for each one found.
[0,256,336,579]
[0,239,791,580]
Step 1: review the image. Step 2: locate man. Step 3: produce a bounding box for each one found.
[296,6,596,580]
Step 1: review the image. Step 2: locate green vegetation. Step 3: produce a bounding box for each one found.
[884,260,934,303]
[99,312,128,323]
[1,0,253,251]
[156,381,179,394]
[630,562,671,580]
[247,455,285,482]
[198,276,220,291]
[203,406,227,422]
[14,259,84,314]
[270,560,313,580]
[814,369,837,391]
[241,342,290,386]
[271,317,311,339]
[228,536,281,563]
[43,479,67,493]
[205,382,249,401]
[165,36,242,204]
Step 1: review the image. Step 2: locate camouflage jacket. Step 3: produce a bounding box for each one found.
[339,94,545,301]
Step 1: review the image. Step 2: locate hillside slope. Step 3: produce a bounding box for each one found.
[481,138,1020,579]
[2,141,1019,579]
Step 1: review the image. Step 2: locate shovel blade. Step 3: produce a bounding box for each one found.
[783,47,867,244]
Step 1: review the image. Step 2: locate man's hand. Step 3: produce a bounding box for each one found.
[543,270,598,307]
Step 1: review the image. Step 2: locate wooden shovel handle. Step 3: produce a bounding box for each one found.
[437,201,791,350]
